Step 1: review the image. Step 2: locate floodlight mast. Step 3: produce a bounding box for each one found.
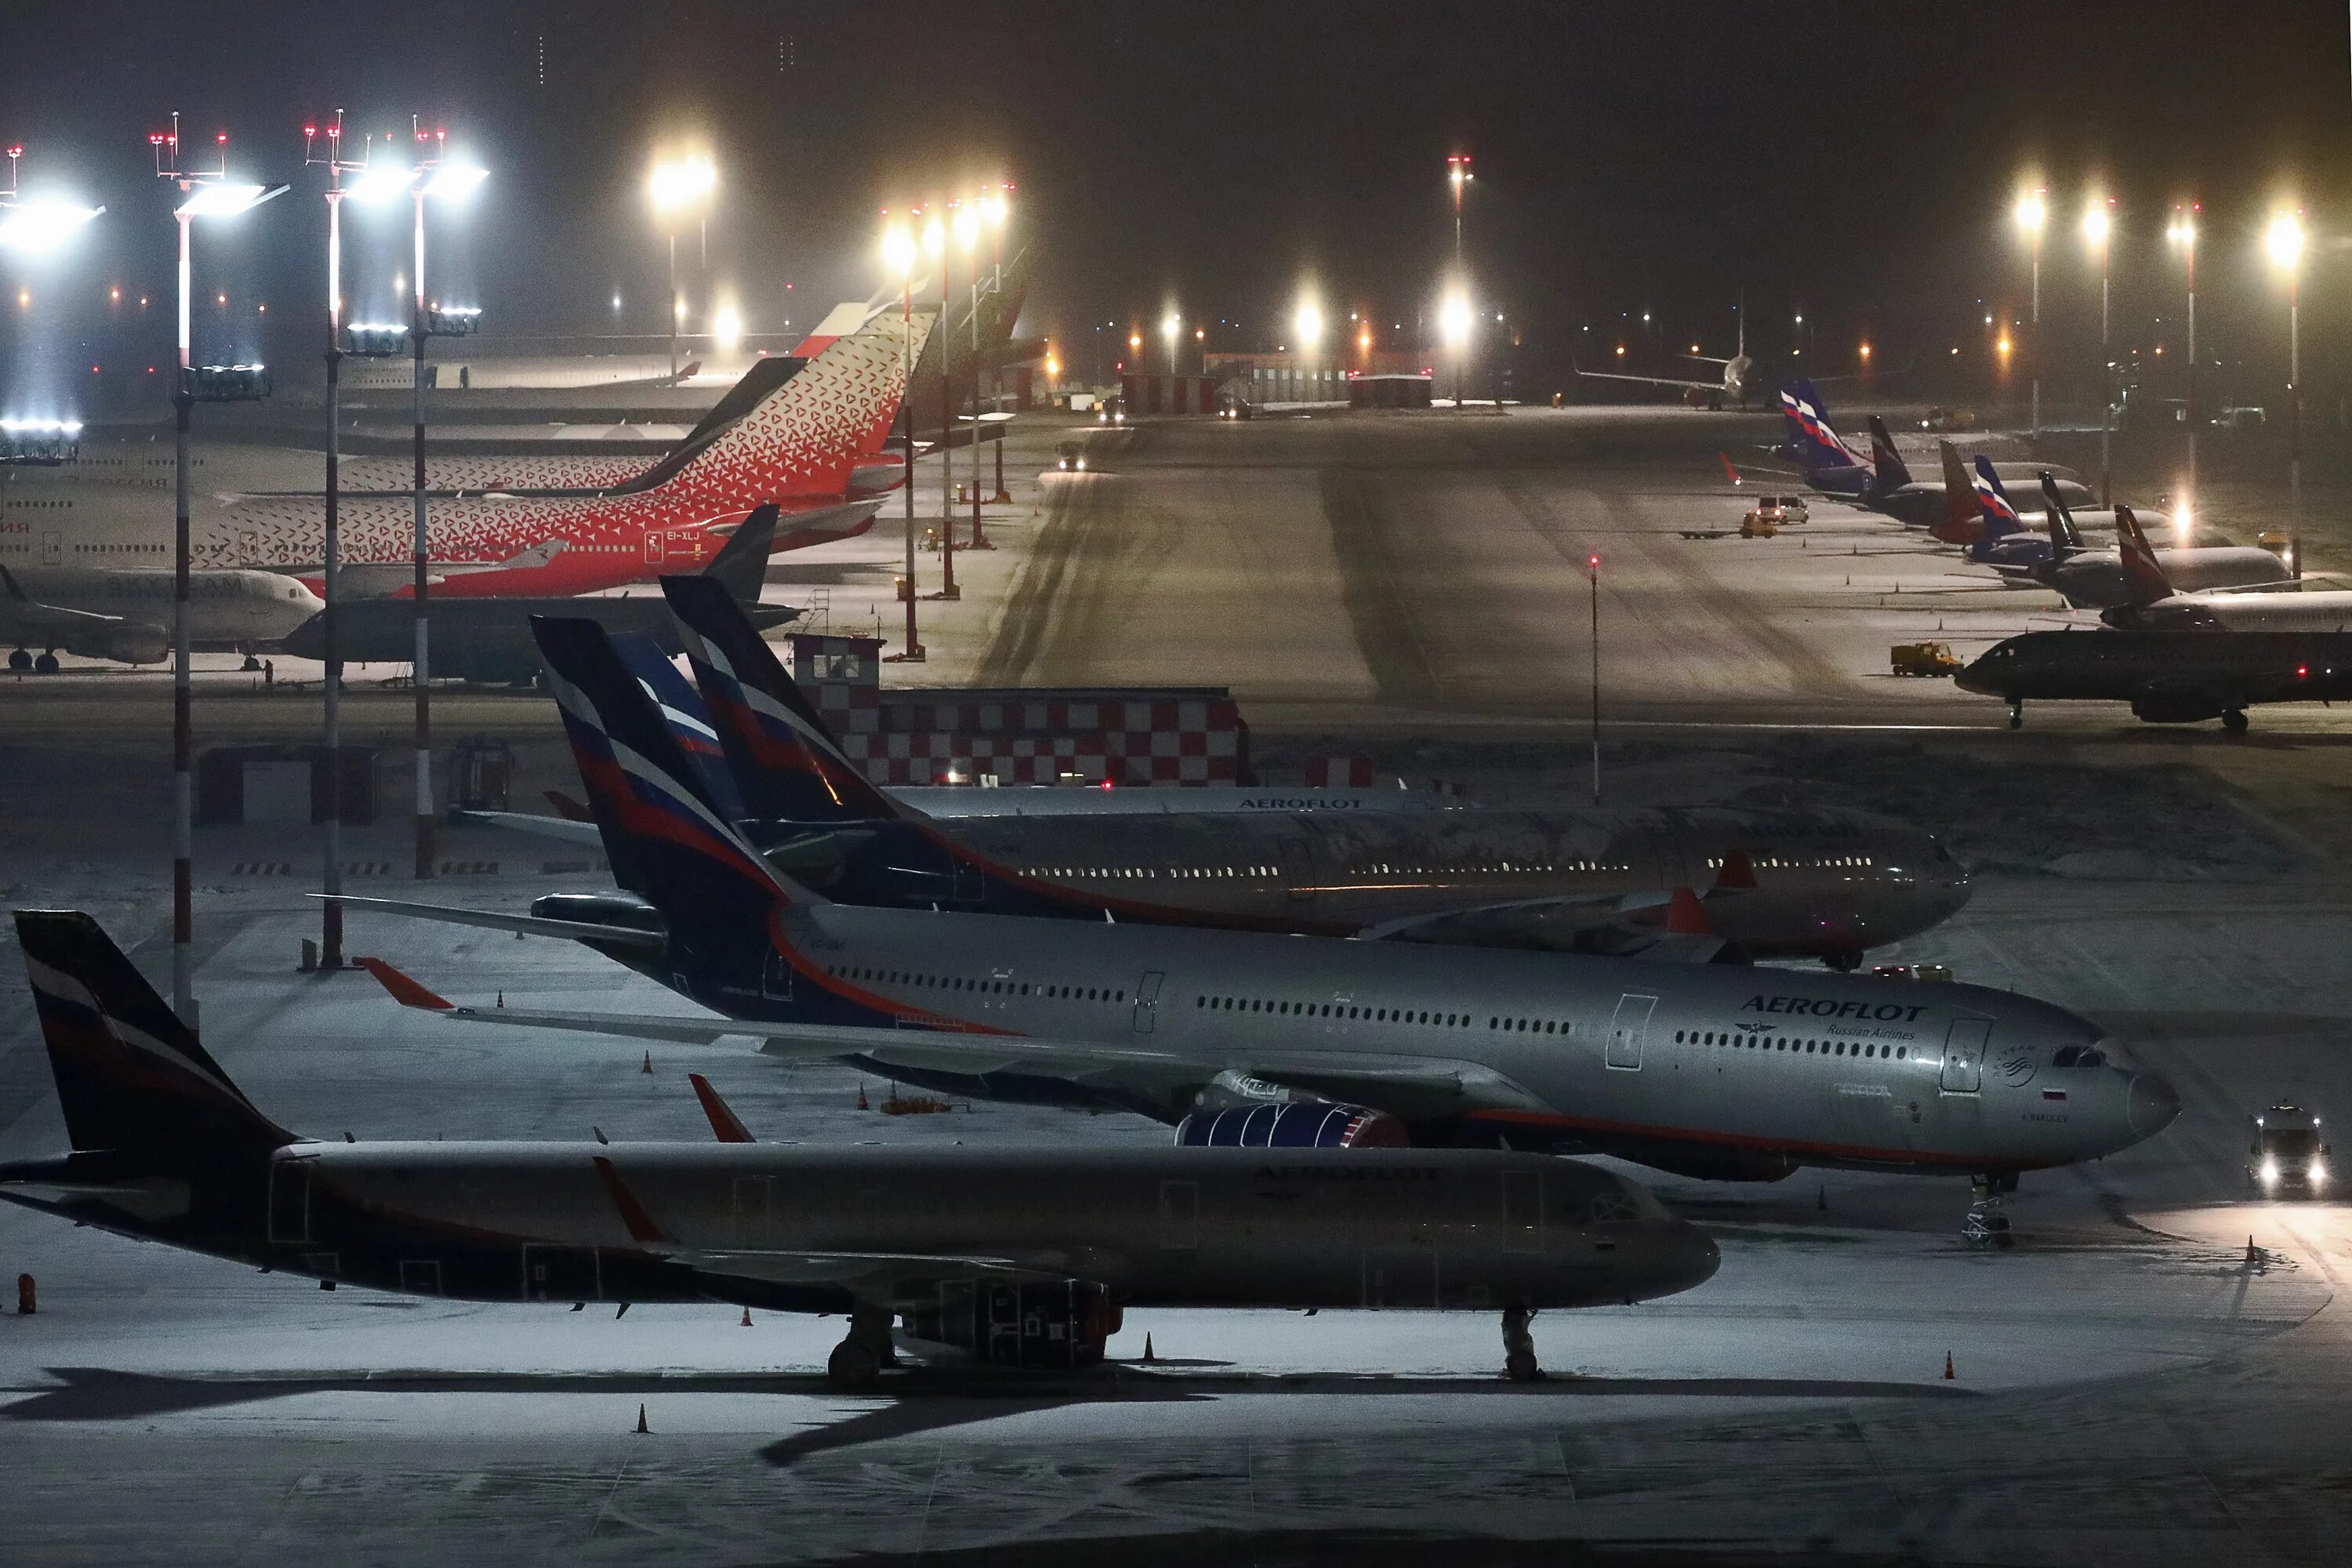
[301,108,372,970]
[151,114,286,1024]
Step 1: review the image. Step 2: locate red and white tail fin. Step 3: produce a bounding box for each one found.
[660,306,935,510]
[787,301,878,360]
[1664,887,1713,937]
[688,1073,756,1143]
[2113,505,2176,608]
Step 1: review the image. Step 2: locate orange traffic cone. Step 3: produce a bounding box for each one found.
[856,1083,870,1111]
[634,1403,649,1434]
[1943,1351,1955,1381]
[2246,1236,2260,1267]
[641,1051,654,1076]
[740,1307,753,1327]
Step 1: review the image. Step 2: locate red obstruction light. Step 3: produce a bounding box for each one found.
[326,124,340,139]
[2298,664,2310,679]
[215,132,227,143]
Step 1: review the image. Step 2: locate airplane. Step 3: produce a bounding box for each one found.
[0,909,1718,1388]
[201,305,931,600]
[1574,314,1758,410]
[448,577,1969,966]
[2032,492,2289,609]
[2098,507,2352,632]
[1956,625,2352,731]
[1858,416,2094,527]
[1773,383,2085,512]
[345,614,2177,1237]
[1,560,318,671]
[272,506,797,686]
[1929,444,2230,554]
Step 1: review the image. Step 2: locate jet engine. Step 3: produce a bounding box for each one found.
[901,1279,1116,1369]
[528,891,668,939]
[1174,1100,1408,1149]
[2130,687,2228,724]
[62,623,168,666]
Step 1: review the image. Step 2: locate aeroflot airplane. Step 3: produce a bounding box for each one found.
[1777,383,2089,516]
[350,617,2179,1225]
[197,305,931,600]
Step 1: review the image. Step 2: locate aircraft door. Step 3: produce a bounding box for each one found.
[1606,993,1658,1071]
[1132,971,1165,1033]
[1940,1018,1991,1094]
[40,530,61,566]
[761,947,793,1001]
[521,1244,602,1303]
[643,530,665,565]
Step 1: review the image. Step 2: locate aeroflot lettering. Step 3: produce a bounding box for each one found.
[1239,796,1366,811]
[1743,995,1929,1022]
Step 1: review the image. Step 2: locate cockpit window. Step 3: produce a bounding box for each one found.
[2052,1046,2107,1069]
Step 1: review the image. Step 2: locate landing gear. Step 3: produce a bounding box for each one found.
[2008,699,2024,731]
[32,652,58,675]
[1822,949,1864,974]
[2222,709,2249,735]
[1501,1304,1545,1381]
[825,1307,899,1388]
[7,648,28,672]
[1964,1173,2018,1250]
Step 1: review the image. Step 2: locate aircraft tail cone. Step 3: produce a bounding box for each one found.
[1142,1333,1156,1363]
[1943,1352,1955,1381]
[635,1403,650,1435]
[641,1051,654,1076]
[740,1307,753,1327]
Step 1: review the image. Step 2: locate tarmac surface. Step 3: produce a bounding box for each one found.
[3,404,2351,1563]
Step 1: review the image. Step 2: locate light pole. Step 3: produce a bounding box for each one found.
[953,197,984,554]
[2083,197,2114,505]
[151,116,283,1023]
[1446,154,1472,271]
[1295,296,1324,402]
[925,206,956,601]
[982,186,1012,508]
[398,131,487,880]
[1162,313,1180,379]
[2166,205,2199,541]
[2013,191,2045,434]
[1439,285,1472,408]
[2267,209,2306,577]
[881,212,923,660]
[648,154,715,381]
[1587,554,1600,807]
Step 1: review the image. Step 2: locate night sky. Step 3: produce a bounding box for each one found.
[1,2,2346,409]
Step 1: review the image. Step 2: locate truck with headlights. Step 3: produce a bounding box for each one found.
[2248,1103,2328,1196]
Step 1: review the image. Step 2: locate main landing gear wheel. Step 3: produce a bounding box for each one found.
[1964,1173,2019,1250]
[33,652,59,675]
[7,648,28,672]
[1501,1304,1545,1381]
[1823,949,1864,974]
[2222,709,2249,735]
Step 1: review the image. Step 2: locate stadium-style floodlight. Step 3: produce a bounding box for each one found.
[423,161,487,201]
[2268,207,2307,577]
[344,162,416,206]
[0,198,104,254]
[0,416,83,465]
[1439,288,1475,407]
[1447,154,1472,269]
[1162,312,1180,373]
[186,362,271,401]
[1295,299,1324,350]
[341,321,411,357]
[2013,187,2046,433]
[649,154,717,380]
[424,303,481,338]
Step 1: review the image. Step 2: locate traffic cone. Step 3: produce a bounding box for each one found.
[1943,1352,1955,1381]
[740,1307,753,1327]
[856,1083,869,1111]
[1817,1183,1828,1212]
[496,991,504,1008]
[1142,1333,1156,1363]
[634,1403,649,1434]
[2246,1236,2260,1268]
[641,1051,653,1076]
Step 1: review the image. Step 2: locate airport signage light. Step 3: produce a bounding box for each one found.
[0,416,83,464]
[423,304,481,338]
[340,322,411,358]
[184,363,270,401]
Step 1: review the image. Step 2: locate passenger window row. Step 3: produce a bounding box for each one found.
[1490,1016,1577,1036]
[1352,860,1628,877]
[1024,865,1279,880]
[1677,1028,1907,1060]
[1196,995,1472,1027]
[826,963,1124,1004]
[1703,855,1876,869]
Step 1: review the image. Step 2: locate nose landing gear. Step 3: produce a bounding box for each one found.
[1964,1173,2018,1250]
[1501,1303,1546,1381]
[825,1306,900,1388]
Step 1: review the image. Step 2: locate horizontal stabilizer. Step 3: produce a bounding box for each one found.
[324,895,666,950]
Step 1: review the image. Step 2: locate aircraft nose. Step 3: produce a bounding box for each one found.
[2127,1072,2181,1139]
[1646,1219,1721,1298]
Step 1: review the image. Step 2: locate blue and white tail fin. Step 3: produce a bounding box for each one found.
[606,633,750,822]
[13,910,291,1154]
[1779,379,1869,475]
[532,617,818,985]
[1969,457,2030,552]
[660,575,902,825]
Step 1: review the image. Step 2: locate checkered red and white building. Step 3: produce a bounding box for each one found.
[788,635,1250,786]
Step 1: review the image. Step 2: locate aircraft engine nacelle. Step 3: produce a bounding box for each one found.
[846,456,906,497]
[64,622,169,666]
[901,1279,1116,1370]
[1174,1100,1409,1149]
[2130,687,2228,724]
[527,891,668,942]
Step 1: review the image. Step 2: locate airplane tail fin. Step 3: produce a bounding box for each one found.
[1779,379,1858,474]
[2113,506,2177,606]
[2039,473,2083,557]
[1967,457,2029,554]
[606,633,750,821]
[663,310,935,506]
[699,503,779,601]
[13,910,292,1155]
[660,574,901,824]
[1930,442,1980,543]
[1865,417,1913,489]
[531,617,819,980]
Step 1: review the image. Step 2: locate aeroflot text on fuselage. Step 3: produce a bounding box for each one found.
[1743,995,1932,1022]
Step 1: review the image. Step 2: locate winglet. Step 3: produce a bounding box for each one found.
[688,1073,756,1143]
[592,1154,673,1245]
[1664,887,1713,936]
[1712,850,1757,891]
[358,958,456,1012]
[545,789,591,822]
[1719,452,1742,486]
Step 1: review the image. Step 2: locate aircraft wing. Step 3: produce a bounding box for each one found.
[1359,886,1734,962]
[0,567,129,634]
[358,960,1554,1120]
[449,810,606,848]
[336,898,663,950]
[1575,366,1725,394]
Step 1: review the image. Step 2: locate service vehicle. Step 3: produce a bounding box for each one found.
[2248,1103,2329,1196]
